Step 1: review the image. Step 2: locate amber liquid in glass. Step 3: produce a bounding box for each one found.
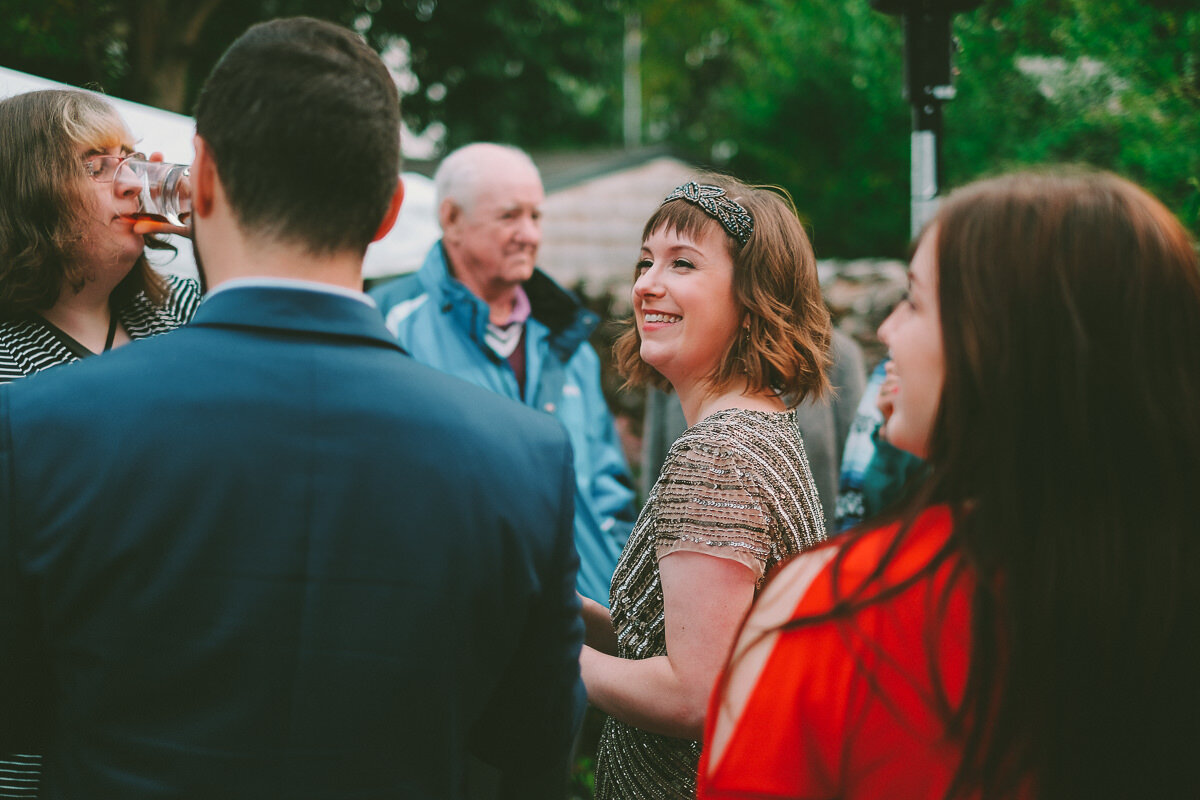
[127,211,191,225]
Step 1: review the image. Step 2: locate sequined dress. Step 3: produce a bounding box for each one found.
[595,408,827,799]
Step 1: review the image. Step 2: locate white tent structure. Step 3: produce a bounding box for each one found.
[0,66,439,283]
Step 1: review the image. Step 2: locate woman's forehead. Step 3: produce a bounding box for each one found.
[83,127,135,151]
[67,105,135,152]
[909,232,938,288]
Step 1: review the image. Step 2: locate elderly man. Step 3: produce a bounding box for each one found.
[371,143,636,605]
[0,19,583,799]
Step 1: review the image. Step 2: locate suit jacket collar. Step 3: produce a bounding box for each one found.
[192,285,407,353]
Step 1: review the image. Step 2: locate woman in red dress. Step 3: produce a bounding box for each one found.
[698,170,1200,800]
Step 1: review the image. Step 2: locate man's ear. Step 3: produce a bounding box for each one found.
[371,177,406,243]
[438,198,460,237]
[191,135,217,219]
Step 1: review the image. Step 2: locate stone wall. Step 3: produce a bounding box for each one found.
[818,258,908,368]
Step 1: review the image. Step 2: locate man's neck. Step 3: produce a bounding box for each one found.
[202,233,366,295]
[192,189,368,294]
[450,271,522,326]
[443,255,524,326]
[483,291,522,326]
[209,260,365,294]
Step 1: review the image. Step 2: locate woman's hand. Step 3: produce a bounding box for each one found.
[580,550,756,740]
[875,360,900,442]
[578,593,618,655]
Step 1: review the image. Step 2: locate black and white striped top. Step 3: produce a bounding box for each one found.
[0,272,201,385]
[0,272,199,798]
[0,755,39,800]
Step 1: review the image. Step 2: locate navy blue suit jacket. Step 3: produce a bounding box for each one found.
[0,285,585,799]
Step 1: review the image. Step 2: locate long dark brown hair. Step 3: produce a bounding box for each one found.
[779,170,1200,798]
[0,89,168,317]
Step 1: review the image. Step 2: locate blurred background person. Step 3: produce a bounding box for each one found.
[834,356,927,530]
[581,177,830,799]
[699,170,1200,800]
[0,89,199,385]
[370,142,636,606]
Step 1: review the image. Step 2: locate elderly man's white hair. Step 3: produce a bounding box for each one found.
[433,142,541,217]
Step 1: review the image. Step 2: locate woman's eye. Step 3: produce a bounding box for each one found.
[635,259,653,274]
[673,259,695,269]
[83,156,119,181]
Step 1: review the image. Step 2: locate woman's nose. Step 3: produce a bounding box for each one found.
[877,307,897,345]
[112,162,141,201]
[113,175,140,201]
[633,267,662,298]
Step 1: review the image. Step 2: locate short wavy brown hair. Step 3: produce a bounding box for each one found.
[0,89,167,318]
[613,174,831,406]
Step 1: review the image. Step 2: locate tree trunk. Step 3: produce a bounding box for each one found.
[125,0,227,112]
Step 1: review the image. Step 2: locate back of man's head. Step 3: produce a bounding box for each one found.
[194,17,399,255]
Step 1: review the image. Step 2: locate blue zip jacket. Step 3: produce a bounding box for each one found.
[370,243,636,604]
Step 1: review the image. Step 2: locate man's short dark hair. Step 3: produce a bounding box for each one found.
[194,17,400,255]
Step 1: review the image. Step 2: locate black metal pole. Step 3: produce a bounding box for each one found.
[872,0,979,238]
[903,8,953,237]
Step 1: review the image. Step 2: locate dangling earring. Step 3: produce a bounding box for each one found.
[738,320,751,372]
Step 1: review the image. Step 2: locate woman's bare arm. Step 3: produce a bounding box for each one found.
[580,550,756,740]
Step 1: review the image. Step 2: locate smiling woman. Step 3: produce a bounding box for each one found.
[874,230,945,459]
[0,89,200,386]
[633,223,741,400]
[698,170,1200,800]
[578,174,833,799]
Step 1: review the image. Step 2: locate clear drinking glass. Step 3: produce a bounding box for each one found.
[113,157,192,227]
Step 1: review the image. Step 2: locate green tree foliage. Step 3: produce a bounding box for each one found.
[0,0,626,148]
[0,0,229,112]
[635,0,1199,255]
[368,0,625,148]
[637,0,911,257]
[948,0,1200,235]
[2,0,1195,250]
[0,0,126,90]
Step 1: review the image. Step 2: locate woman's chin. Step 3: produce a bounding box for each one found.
[885,422,929,461]
[639,348,671,378]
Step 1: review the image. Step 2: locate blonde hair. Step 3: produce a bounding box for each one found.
[0,89,167,316]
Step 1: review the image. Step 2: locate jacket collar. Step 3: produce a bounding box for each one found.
[191,284,407,354]
[418,241,599,361]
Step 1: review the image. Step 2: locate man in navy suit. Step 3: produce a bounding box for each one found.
[0,17,584,799]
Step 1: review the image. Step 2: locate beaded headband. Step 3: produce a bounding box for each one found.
[661,181,754,246]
